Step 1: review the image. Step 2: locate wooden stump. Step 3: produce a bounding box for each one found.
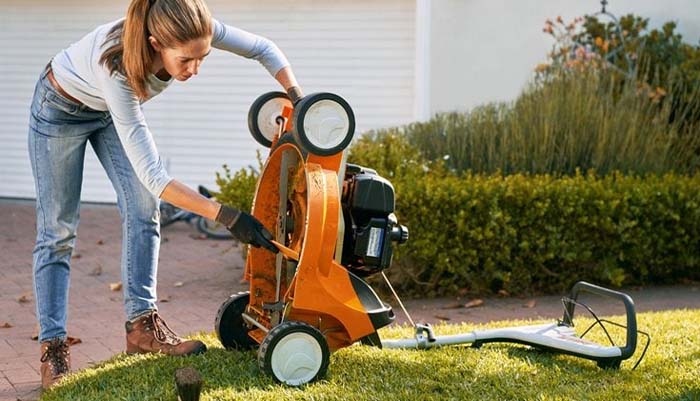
[174,367,203,401]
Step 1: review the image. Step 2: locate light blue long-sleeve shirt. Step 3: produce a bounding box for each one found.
[50,18,290,197]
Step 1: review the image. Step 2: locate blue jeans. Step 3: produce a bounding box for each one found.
[28,66,161,343]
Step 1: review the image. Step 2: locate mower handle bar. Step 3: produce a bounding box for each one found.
[563,281,637,359]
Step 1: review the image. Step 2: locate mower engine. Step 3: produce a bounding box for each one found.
[341,164,409,277]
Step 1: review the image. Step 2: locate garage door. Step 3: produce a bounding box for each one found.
[0,0,416,202]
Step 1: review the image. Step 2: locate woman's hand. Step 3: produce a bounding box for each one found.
[286,86,304,104]
[215,205,278,253]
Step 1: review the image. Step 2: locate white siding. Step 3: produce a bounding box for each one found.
[0,0,416,202]
[428,0,700,115]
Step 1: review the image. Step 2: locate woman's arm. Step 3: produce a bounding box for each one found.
[160,179,220,220]
[210,18,291,82]
[161,179,277,252]
[210,19,304,101]
[97,69,173,197]
[98,69,223,219]
[275,66,304,102]
[274,66,299,92]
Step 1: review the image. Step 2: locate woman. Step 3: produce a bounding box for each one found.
[29,0,296,389]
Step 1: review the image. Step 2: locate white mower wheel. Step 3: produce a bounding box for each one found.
[292,93,355,156]
[248,91,292,147]
[258,321,330,386]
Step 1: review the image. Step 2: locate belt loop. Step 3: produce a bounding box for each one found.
[41,60,52,79]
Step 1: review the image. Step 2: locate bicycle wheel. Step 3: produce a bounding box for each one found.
[196,217,233,240]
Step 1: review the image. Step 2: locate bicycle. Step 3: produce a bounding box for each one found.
[159,185,233,240]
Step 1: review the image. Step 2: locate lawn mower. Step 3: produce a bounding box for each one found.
[214,91,650,386]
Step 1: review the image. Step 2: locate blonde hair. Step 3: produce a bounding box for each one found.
[100,0,212,100]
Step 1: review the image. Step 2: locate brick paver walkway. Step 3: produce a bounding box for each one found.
[1,198,698,401]
[0,199,247,401]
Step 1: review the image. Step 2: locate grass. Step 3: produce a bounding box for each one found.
[41,309,700,401]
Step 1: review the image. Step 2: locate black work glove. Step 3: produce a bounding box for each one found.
[215,205,278,253]
[286,86,304,105]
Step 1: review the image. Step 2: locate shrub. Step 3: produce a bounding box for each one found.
[214,152,262,213]
[352,132,700,297]
[216,134,700,298]
[394,69,700,176]
[382,168,700,297]
[543,13,700,126]
[347,129,447,180]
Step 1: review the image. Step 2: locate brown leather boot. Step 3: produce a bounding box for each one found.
[125,310,206,356]
[40,338,70,390]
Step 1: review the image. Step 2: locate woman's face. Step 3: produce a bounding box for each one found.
[151,37,212,81]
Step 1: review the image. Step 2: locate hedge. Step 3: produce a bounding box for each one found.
[350,133,700,297]
[215,134,700,297]
[382,168,700,297]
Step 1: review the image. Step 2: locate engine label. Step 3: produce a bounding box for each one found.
[367,227,384,258]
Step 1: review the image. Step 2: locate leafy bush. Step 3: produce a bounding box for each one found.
[217,132,700,296]
[355,133,700,297]
[542,13,700,126]
[346,128,447,180]
[214,152,262,214]
[387,169,700,297]
[215,134,700,297]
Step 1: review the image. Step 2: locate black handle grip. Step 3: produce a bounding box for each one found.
[563,281,638,359]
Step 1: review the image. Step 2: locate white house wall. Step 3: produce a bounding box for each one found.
[0,0,416,202]
[428,0,700,115]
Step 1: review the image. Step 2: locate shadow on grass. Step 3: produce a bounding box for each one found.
[40,340,699,401]
[41,348,266,401]
[647,390,700,401]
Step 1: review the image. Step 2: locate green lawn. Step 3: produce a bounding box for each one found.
[41,309,700,401]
